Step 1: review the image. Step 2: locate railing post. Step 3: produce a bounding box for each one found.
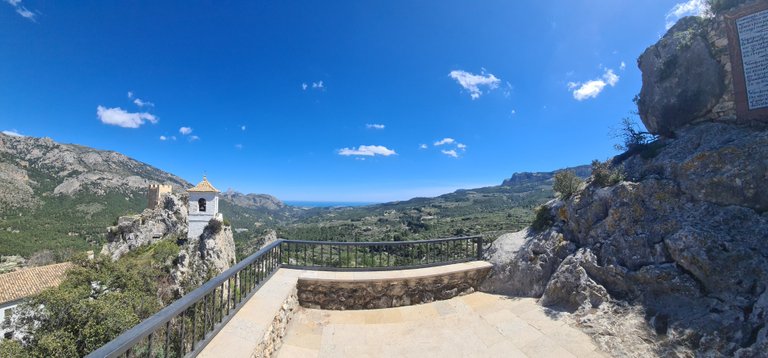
[475,237,483,259]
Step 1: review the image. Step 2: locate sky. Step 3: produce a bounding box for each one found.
[0,0,710,202]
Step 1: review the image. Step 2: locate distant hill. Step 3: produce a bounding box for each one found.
[277,166,590,243]
[500,165,591,187]
[0,133,296,257]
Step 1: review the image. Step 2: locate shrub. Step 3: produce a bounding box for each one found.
[205,218,223,235]
[222,218,232,227]
[531,205,554,232]
[613,117,655,152]
[553,170,583,200]
[591,160,625,187]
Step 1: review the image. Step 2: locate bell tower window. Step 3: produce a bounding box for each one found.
[198,198,207,212]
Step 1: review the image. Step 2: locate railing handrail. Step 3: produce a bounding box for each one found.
[282,235,481,246]
[86,239,285,358]
[87,236,485,357]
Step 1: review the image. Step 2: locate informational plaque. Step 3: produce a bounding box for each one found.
[736,9,768,110]
[726,2,768,120]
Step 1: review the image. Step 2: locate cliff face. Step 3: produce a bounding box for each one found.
[483,3,768,357]
[172,219,236,294]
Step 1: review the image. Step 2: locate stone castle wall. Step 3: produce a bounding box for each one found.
[147,184,172,210]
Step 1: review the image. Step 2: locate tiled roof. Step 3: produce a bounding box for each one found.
[188,176,220,193]
[0,262,72,304]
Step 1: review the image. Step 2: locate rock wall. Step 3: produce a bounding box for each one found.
[298,267,490,310]
[253,287,298,358]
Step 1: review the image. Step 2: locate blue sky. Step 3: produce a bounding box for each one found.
[1,0,708,202]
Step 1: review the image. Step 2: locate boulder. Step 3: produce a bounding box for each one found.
[481,225,575,297]
[637,17,724,136]
[539,250,609,312]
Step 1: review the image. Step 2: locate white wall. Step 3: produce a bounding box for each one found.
[188,192,221,240]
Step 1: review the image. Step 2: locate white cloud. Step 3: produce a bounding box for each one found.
[503,82,513,98]
[433,138,455,146]
[511,109,517,115]
[568,68,620,101]
[666,0,709,29]
[2,129,24,137]
[366,124,385,130]
[419,144,428,149]
[441,149,459,158]
[456,143,467,150]
[302,83,308,90]
[96,106,158,128]
[5,0,35,21]
[189,135,200,141]
[159,135,167,141]
[235,144,243,149]
[127,91,154,107]
[449,69,501,99]
[241,125,246,131]
[338,145,396,157]
[179,127,193,135]
[133,98,154,107]
[620,61,627,71]
[312,81,324,89]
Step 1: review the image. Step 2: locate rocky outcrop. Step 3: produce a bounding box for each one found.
[101,193,188,260]
[638,17,726,135]
[636,1,768,136]
[481,227,574,297]
[171,219,236,293]
[101,192,236,295]
[501,165,591,187]
[485,3,768,355]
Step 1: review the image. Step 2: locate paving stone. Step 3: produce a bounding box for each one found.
[278,292,605,358]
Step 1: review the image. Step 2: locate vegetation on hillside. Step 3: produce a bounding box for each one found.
[0,162,146,257]
[0,240,180,357]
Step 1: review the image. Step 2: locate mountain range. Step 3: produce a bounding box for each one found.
[0,132,586,257]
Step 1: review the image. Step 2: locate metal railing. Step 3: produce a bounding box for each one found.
[87,236,483,358]
[87,241,283,358]
[280,236,483,271]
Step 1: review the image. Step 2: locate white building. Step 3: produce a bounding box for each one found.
[0,263,72,339]
[187,176,223,240]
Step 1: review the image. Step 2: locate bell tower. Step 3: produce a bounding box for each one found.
[187,176,222,239]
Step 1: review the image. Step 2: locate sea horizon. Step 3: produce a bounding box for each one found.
[284,200,380,208]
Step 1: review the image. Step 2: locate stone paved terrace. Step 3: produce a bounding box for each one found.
[200,262,606,358]
[278,293,606,358]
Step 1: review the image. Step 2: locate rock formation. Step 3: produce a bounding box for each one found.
[484,2,768,356]
[101,192,236,295]
[172,218,236,294]
[101,193,188,260]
